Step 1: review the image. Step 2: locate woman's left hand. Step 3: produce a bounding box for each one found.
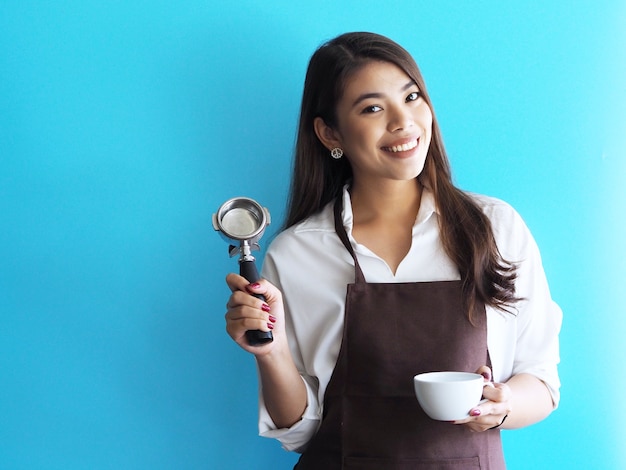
[454,365,513,432]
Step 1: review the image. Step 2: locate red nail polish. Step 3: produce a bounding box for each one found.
[267,323,274,330]
[470,409,481,417]
[268,315,277,323]
[248,282,261,289]
[261,303,271,313]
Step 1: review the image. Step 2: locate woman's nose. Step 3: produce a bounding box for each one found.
[387,105,414,132]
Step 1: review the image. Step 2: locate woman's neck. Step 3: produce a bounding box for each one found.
[349,178,422,225]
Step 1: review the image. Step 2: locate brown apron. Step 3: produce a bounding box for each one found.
[294,197,505,469]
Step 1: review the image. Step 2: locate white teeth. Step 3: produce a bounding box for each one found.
[388,140,418,152]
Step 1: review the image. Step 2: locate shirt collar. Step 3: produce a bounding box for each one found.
[416,187,438,225]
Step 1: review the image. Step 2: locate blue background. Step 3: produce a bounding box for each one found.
[1,1,624,468]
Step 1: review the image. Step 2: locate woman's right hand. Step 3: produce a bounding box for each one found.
[225,273,287,356]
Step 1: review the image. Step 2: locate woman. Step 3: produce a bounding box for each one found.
[225,32,561,469]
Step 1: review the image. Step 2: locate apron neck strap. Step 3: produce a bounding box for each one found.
[333,195,366,284]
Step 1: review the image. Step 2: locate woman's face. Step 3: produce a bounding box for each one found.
[329,61,433,187]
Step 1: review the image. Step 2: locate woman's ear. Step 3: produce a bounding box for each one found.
[313,117,342,151]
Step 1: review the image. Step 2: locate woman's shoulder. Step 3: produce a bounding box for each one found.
[267,201,336,253]
[262,199,350,283]
[467,192,524,226]
[466,192,533,257]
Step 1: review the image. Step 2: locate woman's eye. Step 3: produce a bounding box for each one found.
[406,91,421,102]
[362,105,382,113]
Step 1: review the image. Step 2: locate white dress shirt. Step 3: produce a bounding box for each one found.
[259,187,562,452]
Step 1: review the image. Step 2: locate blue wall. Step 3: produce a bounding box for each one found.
[1,1,624,468]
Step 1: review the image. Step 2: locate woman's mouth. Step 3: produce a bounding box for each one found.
[382,138,419,153]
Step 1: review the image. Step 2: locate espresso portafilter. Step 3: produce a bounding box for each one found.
[213,197,273,346]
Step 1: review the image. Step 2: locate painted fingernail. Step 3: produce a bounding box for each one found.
[470,409,481,417]
[261,303,271,313]
[481,371,491,380]
[248,282,261,289]
[267,323,274,330]
[268,315,277,323]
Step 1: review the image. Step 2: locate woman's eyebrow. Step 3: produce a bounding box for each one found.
[351,80,417,108]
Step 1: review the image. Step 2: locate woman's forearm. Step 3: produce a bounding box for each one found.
[256,348,307,429]
[502,373,554,429]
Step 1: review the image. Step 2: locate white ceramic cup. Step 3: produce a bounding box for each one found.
[413,371,490,421]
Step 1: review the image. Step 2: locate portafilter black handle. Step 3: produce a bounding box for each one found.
[239,258,274,346]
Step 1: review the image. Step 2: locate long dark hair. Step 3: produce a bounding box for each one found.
[284,32,518,318]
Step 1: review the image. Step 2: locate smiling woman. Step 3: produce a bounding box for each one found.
[3,2,621,468]
[222,32,561,469]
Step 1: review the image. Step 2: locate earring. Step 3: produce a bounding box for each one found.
[331,148,343,159]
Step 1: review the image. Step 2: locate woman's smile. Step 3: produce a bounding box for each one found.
[381,137,420,154]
